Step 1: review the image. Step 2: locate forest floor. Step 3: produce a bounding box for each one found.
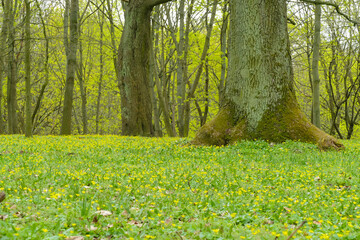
[0,135,359,239]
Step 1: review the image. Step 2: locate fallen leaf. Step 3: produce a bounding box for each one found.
[0,215,8,220]
[66,237,84,240]
[85,225,98,231]
[128,220,143,227]
[130,207,139,212]
[95,210,112,216]
[313,221,321,226]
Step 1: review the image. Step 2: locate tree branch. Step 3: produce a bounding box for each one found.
[287,17,296,25]
[147,0,172,7]
[299,0,359,26]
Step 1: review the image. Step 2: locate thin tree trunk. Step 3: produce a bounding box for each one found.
[183,0,218,136]
[219,1,228,108]
[176,1,186,136]
[312,4,321,128]
[25,0,32,137]
[0,0,9,134]
[32,0,50,126]
[95,10,104,135]
[106,0,119,78]
[60,0,79,135]
[203,59,209,126]
[6,0,18,134]
[77,41,88,134]
[165,0,194,136]
[150,25,162,136]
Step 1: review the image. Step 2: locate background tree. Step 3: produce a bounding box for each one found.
[25,0,32,137]
[312,4,321,128]
[117,0,172,136]
[0,0,8,134]
[60,0,79,135]
[6,0,18,134]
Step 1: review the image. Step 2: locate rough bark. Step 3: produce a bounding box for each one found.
[60,0,79,135]
[192,0,343,151]
[118,0,171,136]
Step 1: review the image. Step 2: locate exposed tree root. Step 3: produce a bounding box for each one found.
[192,94,344,151]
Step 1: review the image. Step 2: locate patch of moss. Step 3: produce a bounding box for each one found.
[191,107,236,146]
[192,91,344,151]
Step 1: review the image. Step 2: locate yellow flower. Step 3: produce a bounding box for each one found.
[42,229,48,232]
[212,229,220,233]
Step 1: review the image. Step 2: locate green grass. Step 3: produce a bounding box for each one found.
[0,135,360,239]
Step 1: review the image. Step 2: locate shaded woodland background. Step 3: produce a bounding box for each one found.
[0,0,359,139]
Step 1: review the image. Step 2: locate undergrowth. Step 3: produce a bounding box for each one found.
[0,135,359,239]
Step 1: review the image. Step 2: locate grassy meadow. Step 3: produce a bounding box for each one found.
[0,135,360,239]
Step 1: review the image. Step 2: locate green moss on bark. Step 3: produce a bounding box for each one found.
[192,92,344,151]
[191,107,236,146]
[254,92,343,150]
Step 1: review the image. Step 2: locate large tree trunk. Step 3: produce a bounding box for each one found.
[192,0,343,151]
[118,0,171,136]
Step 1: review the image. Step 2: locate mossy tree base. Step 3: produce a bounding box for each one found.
[193,0,344,151]
[192,94,344,151]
